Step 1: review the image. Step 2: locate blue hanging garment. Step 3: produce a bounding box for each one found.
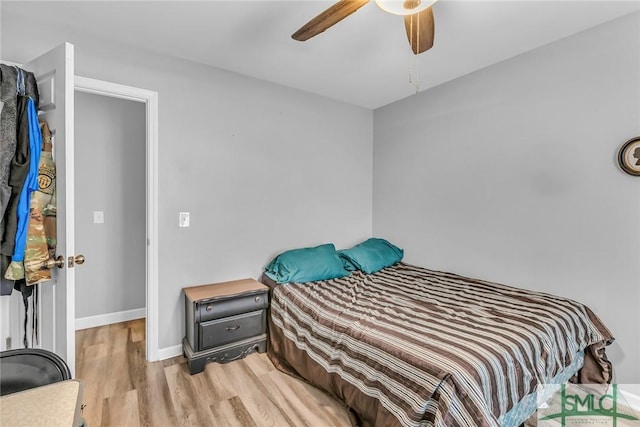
[4,97,42,280]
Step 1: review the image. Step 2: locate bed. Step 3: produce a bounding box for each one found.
[263,259,613,427]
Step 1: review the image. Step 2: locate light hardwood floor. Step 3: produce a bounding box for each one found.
[75,319,352,427]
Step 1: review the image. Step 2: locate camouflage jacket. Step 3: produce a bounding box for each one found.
[4,119,56,284]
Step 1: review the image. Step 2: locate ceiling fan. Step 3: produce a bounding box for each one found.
[292,0,438,55]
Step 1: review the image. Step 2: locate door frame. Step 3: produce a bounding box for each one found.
[74,76,159,362]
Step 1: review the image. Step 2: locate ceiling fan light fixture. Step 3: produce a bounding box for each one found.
[374,0,437,16]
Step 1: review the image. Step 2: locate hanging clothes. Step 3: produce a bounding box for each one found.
[0,63,48,347]
[0,65,19,295]
[24,120,56,285]
[0,95,30,254]
[5,97,41,281]
[1,95,31,294]
[0,64,19,233]
[0,65,41,296]
[0,64,18,217]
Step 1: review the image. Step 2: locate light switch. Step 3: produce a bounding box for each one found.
[179,212,190,228]
[94,211,104,224]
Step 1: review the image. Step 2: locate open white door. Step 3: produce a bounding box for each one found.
[22,43,76,375]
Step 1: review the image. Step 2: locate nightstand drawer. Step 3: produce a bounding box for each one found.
[199,310,266,349]
[198,292,267,322]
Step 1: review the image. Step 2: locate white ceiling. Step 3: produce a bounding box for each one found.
[3,0,640,109]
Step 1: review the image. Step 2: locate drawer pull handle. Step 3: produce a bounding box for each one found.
[226,325,240,331]
[205,305,213,312]
[255,296,261,302]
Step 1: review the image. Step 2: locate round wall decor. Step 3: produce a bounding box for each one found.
[618,137,640,176]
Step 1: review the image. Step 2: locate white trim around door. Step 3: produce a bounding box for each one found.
[74,76,159,362]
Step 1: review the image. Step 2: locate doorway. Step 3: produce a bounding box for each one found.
[74,76,159,362]
[74,92,146,328]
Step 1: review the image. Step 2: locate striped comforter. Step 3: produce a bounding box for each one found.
[268,263,613,427]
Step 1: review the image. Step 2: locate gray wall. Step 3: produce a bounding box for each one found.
[1,17,374,350]
[373,12,640,383]
[74,92,146,319]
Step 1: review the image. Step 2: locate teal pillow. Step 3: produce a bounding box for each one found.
[264,243,349,284]
[338,254,358,272]
[338,238,404,274]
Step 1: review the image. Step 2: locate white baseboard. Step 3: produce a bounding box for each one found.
[75,308,146,330]
[158,344,183,360]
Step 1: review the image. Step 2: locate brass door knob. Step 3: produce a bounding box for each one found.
[67,254,86,268]
[44,255,65,269]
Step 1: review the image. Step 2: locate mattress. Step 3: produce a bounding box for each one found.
[266,262,613,427]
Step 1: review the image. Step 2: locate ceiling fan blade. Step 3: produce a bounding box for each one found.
[292,0,370,41]
[404,7,435,54]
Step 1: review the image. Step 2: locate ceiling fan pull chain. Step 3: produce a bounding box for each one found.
[407,13,421,92]
[415,14,420,93]
[408,14,414,83]
[415,55,420,93]
[413,56,420,93]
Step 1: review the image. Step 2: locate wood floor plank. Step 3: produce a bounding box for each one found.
[102,389,140,427]
[257,370,321,427]
[163,363,204,427]
[262,369,351,427]
[244,352,275,377]
[93,322,111,343]
[107,327,130,355]
[102,344,134,397]
[76,363,104,426]
[222,358,267,398]
[190,362,223,406]
[164,362,222,427]
[236,390,296,427]
[284,370,353,426]
[76,325,133,426]
[78,325,99,347]
[129,319,145,342]
[210,396,258,427]
[203,360,240,402]
[125,338,164,427]
[136,359,179,427]
[225,360,297,427]
[76,319,351,427]
[75,330,107,427]
[80,342,108,362]
[75,327,88,355]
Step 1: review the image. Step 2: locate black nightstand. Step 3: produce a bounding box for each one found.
[182,278,268,374]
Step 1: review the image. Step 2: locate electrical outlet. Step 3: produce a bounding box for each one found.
[94,211,104,224]
[179,212,190,227]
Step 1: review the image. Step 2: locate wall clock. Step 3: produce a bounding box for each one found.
[618,137,640,176]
